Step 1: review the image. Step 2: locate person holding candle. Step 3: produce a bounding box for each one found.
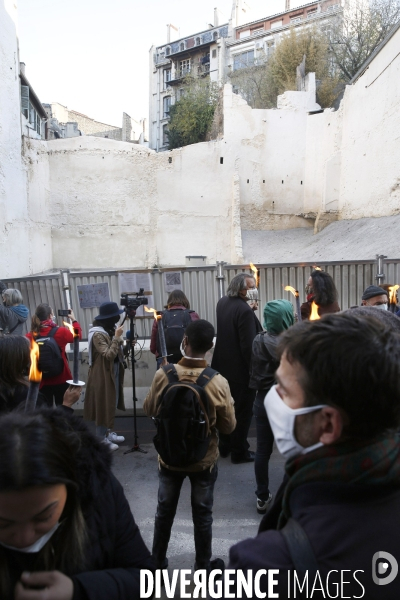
[300,269,340,320]
[0,335,82,413]
[26,304,82,408]
[0,406,154,600]
[84,302,126,451]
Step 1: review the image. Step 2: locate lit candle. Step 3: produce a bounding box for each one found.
[25,338,42,412]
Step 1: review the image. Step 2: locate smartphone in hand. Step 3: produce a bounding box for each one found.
[58,309,72,316]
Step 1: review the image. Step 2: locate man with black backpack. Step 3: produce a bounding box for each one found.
[143,319,236,573]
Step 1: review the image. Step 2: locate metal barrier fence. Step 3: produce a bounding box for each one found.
[4,257,399,338]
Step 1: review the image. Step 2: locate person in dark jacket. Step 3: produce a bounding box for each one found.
[300,269,340,320]
[0,282,29,336]
[0,406,154,600]
[150,289,199,368]
[212,273,262,463]
[249,299,294,514]
[227,313,400,599]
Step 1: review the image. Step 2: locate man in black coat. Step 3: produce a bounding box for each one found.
[226,313,400,599]
[212,273,262,463]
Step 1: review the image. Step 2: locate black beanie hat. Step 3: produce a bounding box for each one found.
[362,285,388,301]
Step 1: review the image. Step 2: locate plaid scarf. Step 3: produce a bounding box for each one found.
[278,433,400,528]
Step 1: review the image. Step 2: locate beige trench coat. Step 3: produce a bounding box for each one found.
[84,331,125,429]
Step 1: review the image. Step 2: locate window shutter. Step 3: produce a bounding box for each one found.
[21,85,29,111]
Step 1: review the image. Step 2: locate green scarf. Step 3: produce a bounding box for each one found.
[278,433,400,528]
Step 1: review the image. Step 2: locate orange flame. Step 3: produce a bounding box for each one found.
[284,285,299,298]
[388,284,399,304]
[29,338,42,383]
[313,266,322,271]
[63,321,79,337]
[309,301,320,320]
[249,263,259,287]
[145,306,161,320]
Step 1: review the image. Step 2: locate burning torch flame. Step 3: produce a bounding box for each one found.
[63,320,79,337]
[309,301,320,321]
[284,285,299,298]
[29,338,42,383]
[313,266,322,271]
[249,263,259,287]
[144,306,161,320]
[388,285,399,305]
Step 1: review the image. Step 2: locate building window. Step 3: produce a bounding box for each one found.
[166,46,171,56]
[176,87,185,101]
[233,50,255,70]
[251,27,264,35]
[290,16,302,23]
[271,19,283,29]
[164,68,171,88]
[163,96,171,118]
[307,9,317,17]
[212,49,217,58]
[163,124,169,146]
[213,31,218,41]
[180,42,185,51]
[195,37,201,45]
[266,40,275,58]
[179,58,191,77]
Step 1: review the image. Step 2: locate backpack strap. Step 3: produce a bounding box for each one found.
[280,518,319,580]
[8,322,20,334]
[161,364,179,385]
[46,327,59,338]
[196,367,218,389]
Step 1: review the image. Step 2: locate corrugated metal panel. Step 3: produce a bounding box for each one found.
[4,258,400,338]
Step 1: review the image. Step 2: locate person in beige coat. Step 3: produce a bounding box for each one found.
[143,319,236,573]
[84,302,126,451]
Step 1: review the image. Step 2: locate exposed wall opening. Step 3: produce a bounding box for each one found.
[220,157,223,164]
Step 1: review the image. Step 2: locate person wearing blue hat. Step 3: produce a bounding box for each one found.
[84,302,126,451]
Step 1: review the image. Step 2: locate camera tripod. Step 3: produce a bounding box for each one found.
[121,309,147,455]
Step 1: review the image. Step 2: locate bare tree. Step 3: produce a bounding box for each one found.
[327,0,400,81]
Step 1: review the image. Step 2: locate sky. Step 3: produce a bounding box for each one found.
[17,0,287,126]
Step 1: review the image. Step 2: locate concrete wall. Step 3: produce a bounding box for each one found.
[0,0,52,277]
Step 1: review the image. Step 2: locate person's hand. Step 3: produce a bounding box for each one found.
[68,310,76,322]
[115,325,124,338]
[15,571,73,600]
[161,357,168,366]
[249,301,258,311]
[62,385,83,407]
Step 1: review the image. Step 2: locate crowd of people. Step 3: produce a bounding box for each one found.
[0,271,399,598]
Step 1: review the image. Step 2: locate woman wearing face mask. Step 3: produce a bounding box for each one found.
[249,300,294,515]
[26,304,82,408]
[0,407,154,600]
[300,269,340,321]
[84,302,126,451]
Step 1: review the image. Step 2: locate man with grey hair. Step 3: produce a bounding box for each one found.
[212,273,261,463]
[0,281,29,335]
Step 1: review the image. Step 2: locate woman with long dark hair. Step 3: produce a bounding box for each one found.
[26,304,82,407]
[0,407,153,600]
[84,302,126,451]
[301,269,340,320]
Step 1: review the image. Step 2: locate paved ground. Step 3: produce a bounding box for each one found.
[104,416,286,598]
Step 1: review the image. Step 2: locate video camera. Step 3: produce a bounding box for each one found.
[120,289,148,317]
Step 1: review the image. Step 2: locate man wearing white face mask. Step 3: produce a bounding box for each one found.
[227,313,400,598]
[361,285,388,309]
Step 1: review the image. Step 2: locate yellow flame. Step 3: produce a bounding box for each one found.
[388,284,399,304]
[309,301,320,320]
[284,285,299,298]
[63,321,74,334]
[144,306,161,320]
[29,338,42,383]
[249,263,259,287]
[313,266,322,271]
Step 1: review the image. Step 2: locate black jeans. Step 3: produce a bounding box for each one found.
[40,382,69,407]
[219,381,255,460]
[253,391,274,500]
[152,464,218,569]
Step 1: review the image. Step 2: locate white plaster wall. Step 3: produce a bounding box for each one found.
[338,27,400,218]
[0,0,52,277]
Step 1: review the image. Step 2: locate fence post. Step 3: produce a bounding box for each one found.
[216,261,226,299]
[60,270,72,309]
[375,254,387,285]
